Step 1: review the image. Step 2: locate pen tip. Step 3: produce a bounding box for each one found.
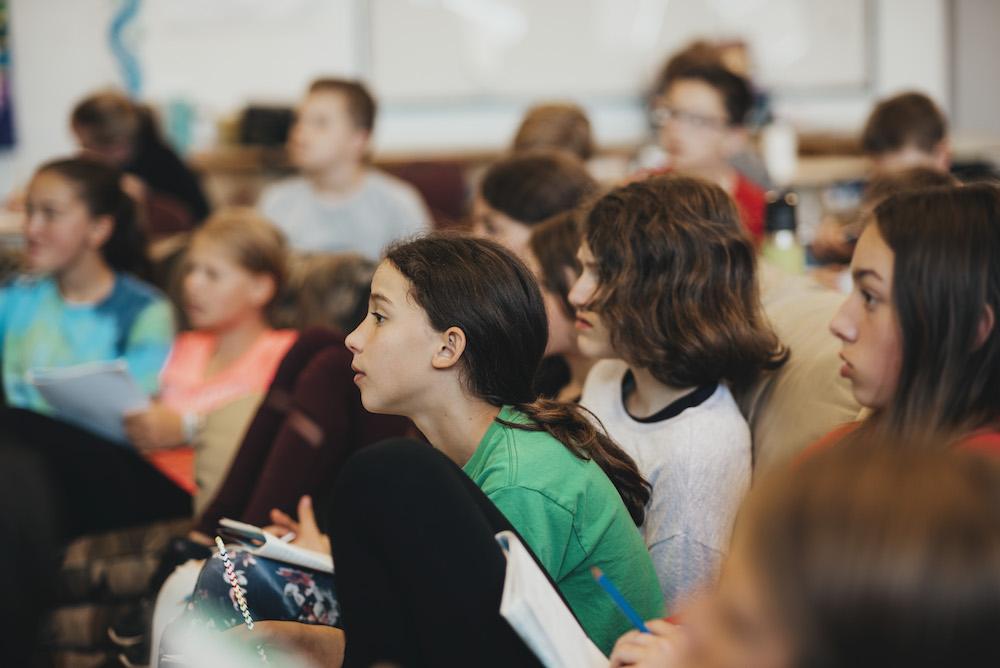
[591,566,603,579]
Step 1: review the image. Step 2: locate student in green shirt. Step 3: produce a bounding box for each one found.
[257,235,663,667]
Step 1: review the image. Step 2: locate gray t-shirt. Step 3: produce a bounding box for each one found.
[259,170,431,259]
[581,359,751,610]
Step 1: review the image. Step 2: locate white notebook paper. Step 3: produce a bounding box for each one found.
[27,359,149,443]
[496,530,608,668]
[218,518,334,574]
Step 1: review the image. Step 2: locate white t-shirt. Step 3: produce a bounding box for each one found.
[259,170,431,259]
[581,359,751,609]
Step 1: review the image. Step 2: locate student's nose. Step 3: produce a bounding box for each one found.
[345,320,365,354]
[829,298,858,343]
[23,211,41,236]
[567,273,590,310]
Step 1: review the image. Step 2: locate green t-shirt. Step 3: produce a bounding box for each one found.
[463,406,665,654]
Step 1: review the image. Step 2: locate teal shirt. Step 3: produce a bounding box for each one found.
[463,406,665,654]
[0,273,175,413]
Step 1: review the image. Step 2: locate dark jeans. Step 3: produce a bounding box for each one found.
[327,438,545,668]
[0,408,191,540]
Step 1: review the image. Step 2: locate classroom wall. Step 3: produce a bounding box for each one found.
[0,0,953,196]
[952,0,1000,136]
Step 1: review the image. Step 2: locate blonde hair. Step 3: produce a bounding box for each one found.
[191,208,288,306]
[512,103,594,160]
[272,253,376,332]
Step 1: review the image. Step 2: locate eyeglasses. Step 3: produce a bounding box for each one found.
[650,106,730,130]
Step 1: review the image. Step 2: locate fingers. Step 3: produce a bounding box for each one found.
[269,507,300,532]
[610,631,655,666]
[263,524,292,538]
[645,619,676,637]
[297,495,320,532]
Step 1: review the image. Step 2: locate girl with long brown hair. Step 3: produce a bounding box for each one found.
[329,234,662,661]
[570,174,786,607]
[827,183,1000,452]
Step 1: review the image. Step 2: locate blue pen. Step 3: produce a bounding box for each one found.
[591,566,651,633]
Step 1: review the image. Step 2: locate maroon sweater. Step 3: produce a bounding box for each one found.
[196,327,412,534]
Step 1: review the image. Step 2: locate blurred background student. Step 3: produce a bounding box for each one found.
[259,78,431,259]
[72,89,211,237]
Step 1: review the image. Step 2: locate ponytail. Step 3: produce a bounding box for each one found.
[103,188,153,281]
[36,157,152,281]
[385,236,651,524]
[506,399,651,526]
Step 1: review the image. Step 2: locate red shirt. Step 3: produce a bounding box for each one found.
[731,172,766,244]
[805,422,1000,459]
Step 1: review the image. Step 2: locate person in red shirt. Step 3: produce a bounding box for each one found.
[646,63,765,242]
[820,183,1000,453]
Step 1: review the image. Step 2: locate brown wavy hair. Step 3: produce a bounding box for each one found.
[528,208,585,320]
[584,175,786,389]
[386,235,650,525]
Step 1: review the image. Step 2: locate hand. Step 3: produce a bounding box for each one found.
[187,530,214,546]
[228,620,345,667]
[123,403,186,451]
[610,619,688,668]
[120,173,148,201]
[265,495,331,555]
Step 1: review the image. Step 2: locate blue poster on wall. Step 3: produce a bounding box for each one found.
[0,0,14,148]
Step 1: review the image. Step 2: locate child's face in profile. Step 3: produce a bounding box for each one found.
[345,261,449,417]
[655,79,740,173]
[288,91,367,173]
[829,224,903,410]
[568,241,616,360]
[182,237,273,332]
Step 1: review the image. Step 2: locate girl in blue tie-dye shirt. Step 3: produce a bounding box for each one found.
[0,157,183,538]
[0,157,175,414]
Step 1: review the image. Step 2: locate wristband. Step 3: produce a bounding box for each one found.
[182,411,203,444]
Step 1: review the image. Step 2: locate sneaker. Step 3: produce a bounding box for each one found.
[107,601,150,648]
[116,640,151,668]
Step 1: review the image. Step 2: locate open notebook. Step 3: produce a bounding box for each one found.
[496,530,608,668]
[218,518,334,574]
[27,360,149,443]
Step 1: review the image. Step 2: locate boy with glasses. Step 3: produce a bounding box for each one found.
[649,64,765,242]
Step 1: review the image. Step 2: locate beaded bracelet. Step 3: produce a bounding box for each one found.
[215,536,269,663]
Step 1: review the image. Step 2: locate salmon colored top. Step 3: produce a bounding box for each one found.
[147,329,298,493]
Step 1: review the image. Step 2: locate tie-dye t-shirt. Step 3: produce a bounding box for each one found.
[0,273,175,413]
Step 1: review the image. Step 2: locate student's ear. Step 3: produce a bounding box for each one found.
[932,138,951,172]
[249,274,278,309]
[88,214,114,250]
[975,304,995,350]
[431,326,467,371]
[349,128,372,161]
[723,126,748,157]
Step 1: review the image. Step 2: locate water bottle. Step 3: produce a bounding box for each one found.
[762,190,805,274]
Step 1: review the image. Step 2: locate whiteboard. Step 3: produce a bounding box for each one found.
[368,0,872,103]
[138,0,360,110]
